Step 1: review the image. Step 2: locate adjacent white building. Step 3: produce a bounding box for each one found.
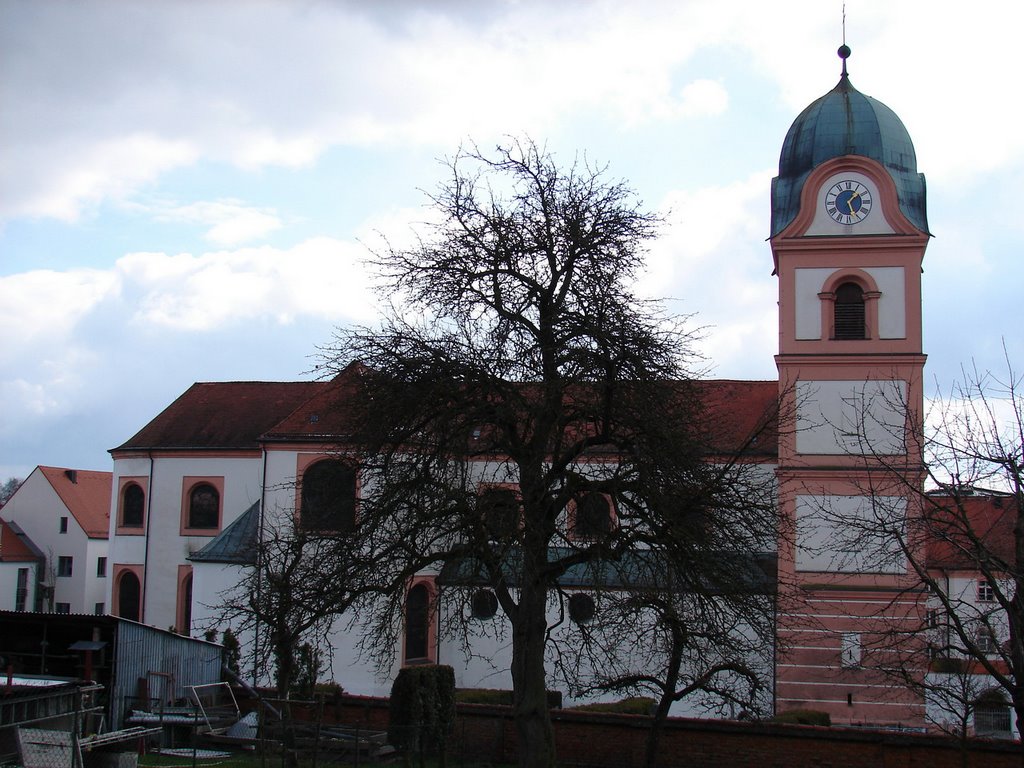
[0,466,110,615]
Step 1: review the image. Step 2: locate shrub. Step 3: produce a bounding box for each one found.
[569,697,656,715]
[455,688,513,705]
[771,709,831,726]
[389,665,456,767]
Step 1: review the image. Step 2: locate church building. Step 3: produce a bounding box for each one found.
[97,45,986,732]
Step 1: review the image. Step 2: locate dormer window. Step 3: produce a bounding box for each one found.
[834,282,866,339]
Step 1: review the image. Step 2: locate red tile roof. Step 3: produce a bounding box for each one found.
[112,381,328,452]
[0,519,42,561]
[121,369,781,460]
[37,466,111,538]
[925,493,1016,570]
[694,380,779,457]
[263,363,368,440]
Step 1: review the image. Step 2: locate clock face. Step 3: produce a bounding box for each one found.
[824,179,873,225]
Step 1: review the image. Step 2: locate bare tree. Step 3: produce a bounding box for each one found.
[319,139,780,768]
[0,477,23,506]
[801,356,1024,744]
[213,511,381,767]
[554,448,779,768]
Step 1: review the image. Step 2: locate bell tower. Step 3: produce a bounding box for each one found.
[772,45,930,726]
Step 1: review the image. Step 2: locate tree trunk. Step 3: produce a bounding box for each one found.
[510,576,556,768]
[645,624,683,768]
[274,636,299,768]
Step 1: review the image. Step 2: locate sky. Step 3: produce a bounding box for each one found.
[2,0,1022,481]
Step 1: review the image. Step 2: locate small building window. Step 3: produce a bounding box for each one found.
[57,556,73,577]
[834,282,866,340]
[975,691,1012,738]
[94,602,105,615]
[976,627,998,654]
[300,460,357,531]
[571,493,614,539]
[977,579,995,602]
[59,516,68,534]
[479,487,519,539]
[15,568,29,612]
[121,482,145,528]
[188,483,220,529]
[471,589,499,620]
[54,602,71,614]
[568,593,596,625]
[97,557,107,577]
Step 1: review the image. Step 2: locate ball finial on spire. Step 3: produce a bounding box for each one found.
[838,43,851,77]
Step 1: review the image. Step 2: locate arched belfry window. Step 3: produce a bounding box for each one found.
[834,282,866,340]
[300,459,357,531]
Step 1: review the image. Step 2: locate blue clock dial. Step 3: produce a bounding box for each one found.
[825,180,872,225]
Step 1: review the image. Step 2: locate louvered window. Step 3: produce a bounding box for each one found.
[834,282,866,339]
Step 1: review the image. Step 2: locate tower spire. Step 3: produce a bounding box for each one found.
[838,3,851,78]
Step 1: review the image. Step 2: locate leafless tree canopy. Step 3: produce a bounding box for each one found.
[315,139,779,768]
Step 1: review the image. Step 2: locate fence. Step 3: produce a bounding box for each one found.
[7,683,1024,768]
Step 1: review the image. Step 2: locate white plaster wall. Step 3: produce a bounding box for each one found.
[795,268,835,340]
[109,454,264,629]
[0,560,38,611]
[2,469,106,613]
[869,267,906,339]
[795,379,907,455]
[925,670,1019,739]
[793,266,906,340]
[108,455,155,575]
[434,588,771,718]
[795,494,906,574]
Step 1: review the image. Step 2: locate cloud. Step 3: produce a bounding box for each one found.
[643,171,778,379]
[677,79,729,118]
[0,268,121,359]
[116,238,378,331]
[0,0,830,225]
[140,199,284,245]
[2,134,198,222]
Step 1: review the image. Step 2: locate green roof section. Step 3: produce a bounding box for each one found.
[189,501,260,565]
[771,72,929,237]
[437,546,776,594]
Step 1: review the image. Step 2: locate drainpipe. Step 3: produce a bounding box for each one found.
[252,446,269,686]
[141,452,155,623]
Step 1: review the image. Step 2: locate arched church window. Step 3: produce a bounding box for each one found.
[478,486,519,539]
[300,459,357,531]
[188,483,220,529]
[834,282,866,340]
[121,483,145,528]
[571,493,614,539]
[117,570,141,622]
[405,583,431,661]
